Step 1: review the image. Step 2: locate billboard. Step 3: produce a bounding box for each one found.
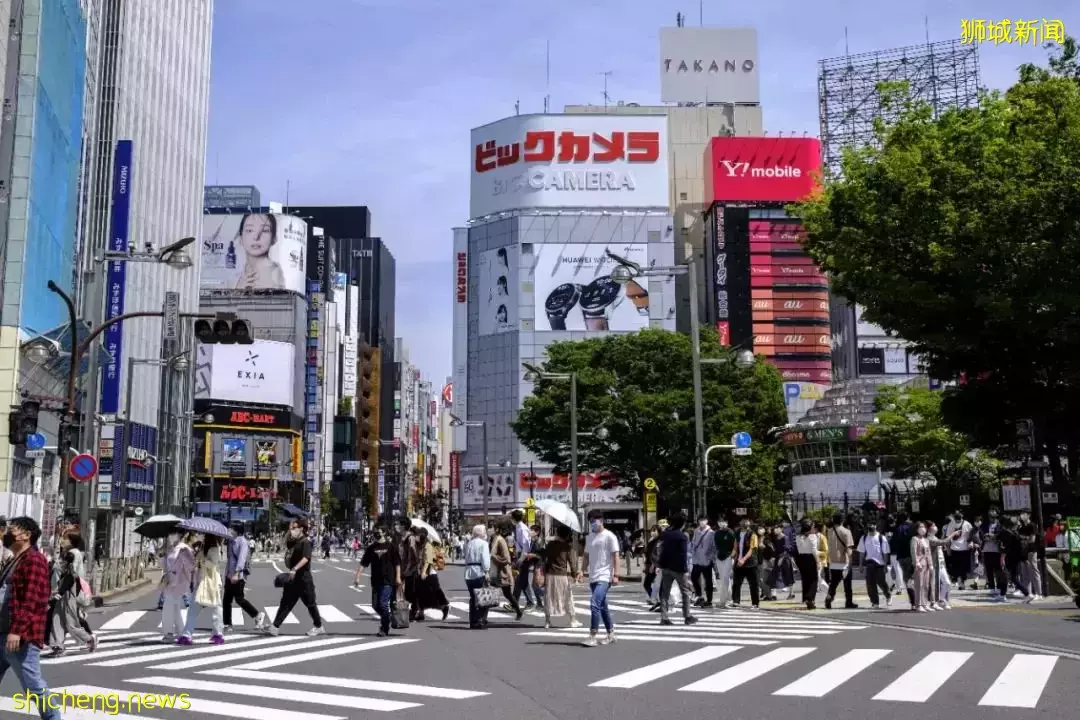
[884,347,908,374]
[460,471,517,508]
[477,246,518,335]
[101,139,133,415]
[451,229,468,451]
[201,213,307,294]
[195,340,296,407]
[222,438,247,467]
[204,185,261,209]
[774,361,832,384]
[534,243,650,332]
[659,27,760,104]
[750,220,805,252]
[471,114,669,218]
[706,137,822,203]
[858,347,885,375]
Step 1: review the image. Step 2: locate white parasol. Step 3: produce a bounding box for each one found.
[535,499,582,533]
[410,518,441,544]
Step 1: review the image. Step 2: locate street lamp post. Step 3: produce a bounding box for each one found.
[605,250,754,518]
[520,365,580,520]
[449,414,489,523]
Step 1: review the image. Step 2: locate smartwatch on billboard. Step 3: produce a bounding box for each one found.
[579,276,621,331]
[545,283,581,330]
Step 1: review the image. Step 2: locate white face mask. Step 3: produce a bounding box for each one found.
[699,520,708,528]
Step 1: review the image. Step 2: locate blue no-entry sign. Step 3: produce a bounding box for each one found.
[26,433,46,450]
[733,431,752,449]
[69,453,99,483]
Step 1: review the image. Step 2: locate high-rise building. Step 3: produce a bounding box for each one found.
[0,0,88,524]
[76,0,214,554]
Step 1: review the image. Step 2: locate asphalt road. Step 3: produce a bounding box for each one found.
[2,553,1076,719]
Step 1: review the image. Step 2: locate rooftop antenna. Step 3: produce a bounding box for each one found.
[515,99,520,115]
[676,12,683,28]
[285,179,290,213]
[700,0,703,25]
[600,71,612,108]
[543,40,550,113]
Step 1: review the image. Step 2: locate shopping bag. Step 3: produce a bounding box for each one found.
[391,588,410,629]
[474,584,502,608]
[76,577,93,608]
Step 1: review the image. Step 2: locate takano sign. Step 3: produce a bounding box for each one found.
[706,137,822,203]
[470,114,669,218]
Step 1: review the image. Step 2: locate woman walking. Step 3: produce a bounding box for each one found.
[541,524,581,629]
[794,520,821,609]
[46,534,96,656]
[463,525,491,629]
[489,523,523,620]
[910,521,933,612]
[414,528,449,621]
[266,519,325,636]
[768,525,796,599]
[180,534,225,645]
[160,531,194,642]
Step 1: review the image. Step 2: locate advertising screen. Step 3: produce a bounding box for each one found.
[754,332,831,355]
[884,347,908,374]
[194,340,296,407]
[255,440,278,469]
[659,27,760,104]
[533,243,650,332]
[706,137,822,203]
[477,246,518,335]
[858,347,886,375]
[471,114,669,218]
[201,213,308,294]
[752,274,828,289]
[222,438,247,466]
[750,220,805,249]
[773,360,832,384]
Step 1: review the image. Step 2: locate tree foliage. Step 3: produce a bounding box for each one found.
[510,328,787,513]
[794,40,1080,426]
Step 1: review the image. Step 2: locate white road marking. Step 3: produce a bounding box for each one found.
[551,625,814,641]
[773,649,892,697]
[0,692,166,720]
[149,637,359,671]
[590,646,740,689]
[978,654,1058,708]
[53,684,343,720]
[521,631,775,646]
[91,635,304,667]
[231,638,420,670]
[100,611,146,630]
[873,651,972,702]
[317,605,353,622]
[127,676,421,712]
[680,647,816,692]
[219,670,489,699]
[264,607,299,624]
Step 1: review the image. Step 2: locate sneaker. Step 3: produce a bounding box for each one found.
[941,602,951,610]
[544,622,551,629]
[660,618,674,625]
[685,615,699,625]
[700,601,713,608]
[223,625,234,633]
[376,630,388,637]
[210,634,225,645]
[599,632,616,645]
[306,626,326,636]
[266,624,279,636]
[87,636,98,653]
[1012,590,1025,598]
[885,596,893,607]
[569,620,584,628]
[1024,594,1035,604]
[582,635,599,647]
[871,603,880,610]
[161,633,175,644]
[926,605,937,612]
[46,647,65,658]
[253,611,268,630]
[916,606,928,613]
[176,635,194,645]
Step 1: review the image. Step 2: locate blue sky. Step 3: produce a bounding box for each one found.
[206,0,1075,384]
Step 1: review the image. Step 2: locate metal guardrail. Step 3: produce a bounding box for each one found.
[90,556,146,596]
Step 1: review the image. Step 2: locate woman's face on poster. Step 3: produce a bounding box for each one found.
[240,215,274,257]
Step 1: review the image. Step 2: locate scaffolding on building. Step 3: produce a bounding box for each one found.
[817,39,981,178]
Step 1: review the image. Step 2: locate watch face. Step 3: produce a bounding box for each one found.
[545,283,580,315]
[580,277,620,313]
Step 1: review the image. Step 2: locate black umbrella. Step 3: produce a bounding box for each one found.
[133,514,183,539]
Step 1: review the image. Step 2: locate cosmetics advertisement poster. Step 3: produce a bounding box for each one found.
[477,246,519,335]
[534,243,650,332]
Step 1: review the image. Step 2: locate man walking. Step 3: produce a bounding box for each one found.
[361,526,402,636]
[731,518,760,609]
[690,516,716,607]
[1,517,60,719]
[712,519,736,608]
[824,513,857,609]
[657,514,698,626]
[224,522,265,632]
[510,510,534,609]
[578,511,620,647]
[858,523,891,608]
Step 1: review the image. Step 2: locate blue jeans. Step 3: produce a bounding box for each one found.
[0,643,61,720]
[372,583,393,633]
[589,581,613,633]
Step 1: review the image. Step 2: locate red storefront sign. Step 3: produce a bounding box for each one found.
[518,471,617,490]
[219,484,277,502]
[706,137,822,203]
[773,359,832,384]
[449,452,460,490]
[475,130,661,173]
[751,274,828,289]
[750,220,806,246]
[716,321,730,347]
[412,424,420,448]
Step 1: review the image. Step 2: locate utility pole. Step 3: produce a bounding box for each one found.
[600,71,612,108]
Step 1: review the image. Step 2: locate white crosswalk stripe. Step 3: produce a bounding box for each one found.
[587,645,1063,708]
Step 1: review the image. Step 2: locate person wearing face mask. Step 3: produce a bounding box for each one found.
[926,523,952,610]
[755,525,774,601]
[909,522,933,612]
[730,518,760,609]
[223,522,265,632]
[0,517,13,567]
[980,509,1006,598]
[45,533,96,657]
[943,510,973,589]
[265,519,325,636]
[0,517,62,719]
[488,522,522,620]
[768,524,796,600]
[712,519,736,608]
[180,534,226,645]
[360,526,401,636]
[690,516,716,608]
[159,532,194,643]
[578,511,621,646]
[824,514,857,610]
[857,523,891,609]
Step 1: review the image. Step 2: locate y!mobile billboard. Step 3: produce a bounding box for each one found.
[706,137,822,203]
[201,214,308,294]
[471,114,669,218]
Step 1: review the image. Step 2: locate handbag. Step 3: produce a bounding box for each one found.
[474,583,501,608]
[273,572,292,588]
[391,588,410,628]
[75,577,93,608]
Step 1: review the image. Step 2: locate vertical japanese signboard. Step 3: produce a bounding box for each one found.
[101,140,133,414]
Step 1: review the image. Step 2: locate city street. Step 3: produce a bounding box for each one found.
[2,555,1077,720]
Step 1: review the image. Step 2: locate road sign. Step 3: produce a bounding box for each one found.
[731,447,752,456]
[645,491,657,513]
[644,477,658,491]
[69,453,99,483]
[24,449,44,459]
[959,494,971,506]
[1042,492,1059,504]
[134,507,144,517]
[525,497,535,508]
[26,432,45,450]
[732,431,752,449]
[164,291,180,341]
[341,460,361,471]
[734,507,747,516]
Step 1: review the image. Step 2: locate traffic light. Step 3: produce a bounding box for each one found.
[7,400,40,446]
[358,344,374,463]
[194,313,254,344]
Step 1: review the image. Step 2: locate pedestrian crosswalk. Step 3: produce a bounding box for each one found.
[96,604,367,631]
[588,645,1062,708]
[520,606,865,645]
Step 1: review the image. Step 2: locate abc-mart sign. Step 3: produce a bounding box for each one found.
[470,114,670,218]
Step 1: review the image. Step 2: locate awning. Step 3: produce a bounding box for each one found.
[281,503,309,518]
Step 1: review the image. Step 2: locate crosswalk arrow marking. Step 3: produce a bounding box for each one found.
[591,646,741,689]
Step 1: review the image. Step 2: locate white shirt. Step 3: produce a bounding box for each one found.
[586,528,620,583]
[858,532,888,565]
[795,533,820,555]
[944,520,973,552]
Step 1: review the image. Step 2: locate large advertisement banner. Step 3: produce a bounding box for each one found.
[471,114,669,218]
[706,137,822,203]
[660,27,760,104]
[534,243,650,332]
[858,347,886,375]
[451,229,468,452]
[194,340,296,407]
[477,246,518,335]
[773,360,832,384]
[201,213,308,293]
[883,347,909,374]
[101,139,133,415]
[749,220,805,251]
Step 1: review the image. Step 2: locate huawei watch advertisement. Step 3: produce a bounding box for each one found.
[477,246,518,335]
[534,243,651,332]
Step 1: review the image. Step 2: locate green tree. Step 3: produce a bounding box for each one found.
[510,328,787,513]
[794,42,1080,437]
[319,483,340,519]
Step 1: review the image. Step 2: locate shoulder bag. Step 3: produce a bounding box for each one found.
[473,583,502,608]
